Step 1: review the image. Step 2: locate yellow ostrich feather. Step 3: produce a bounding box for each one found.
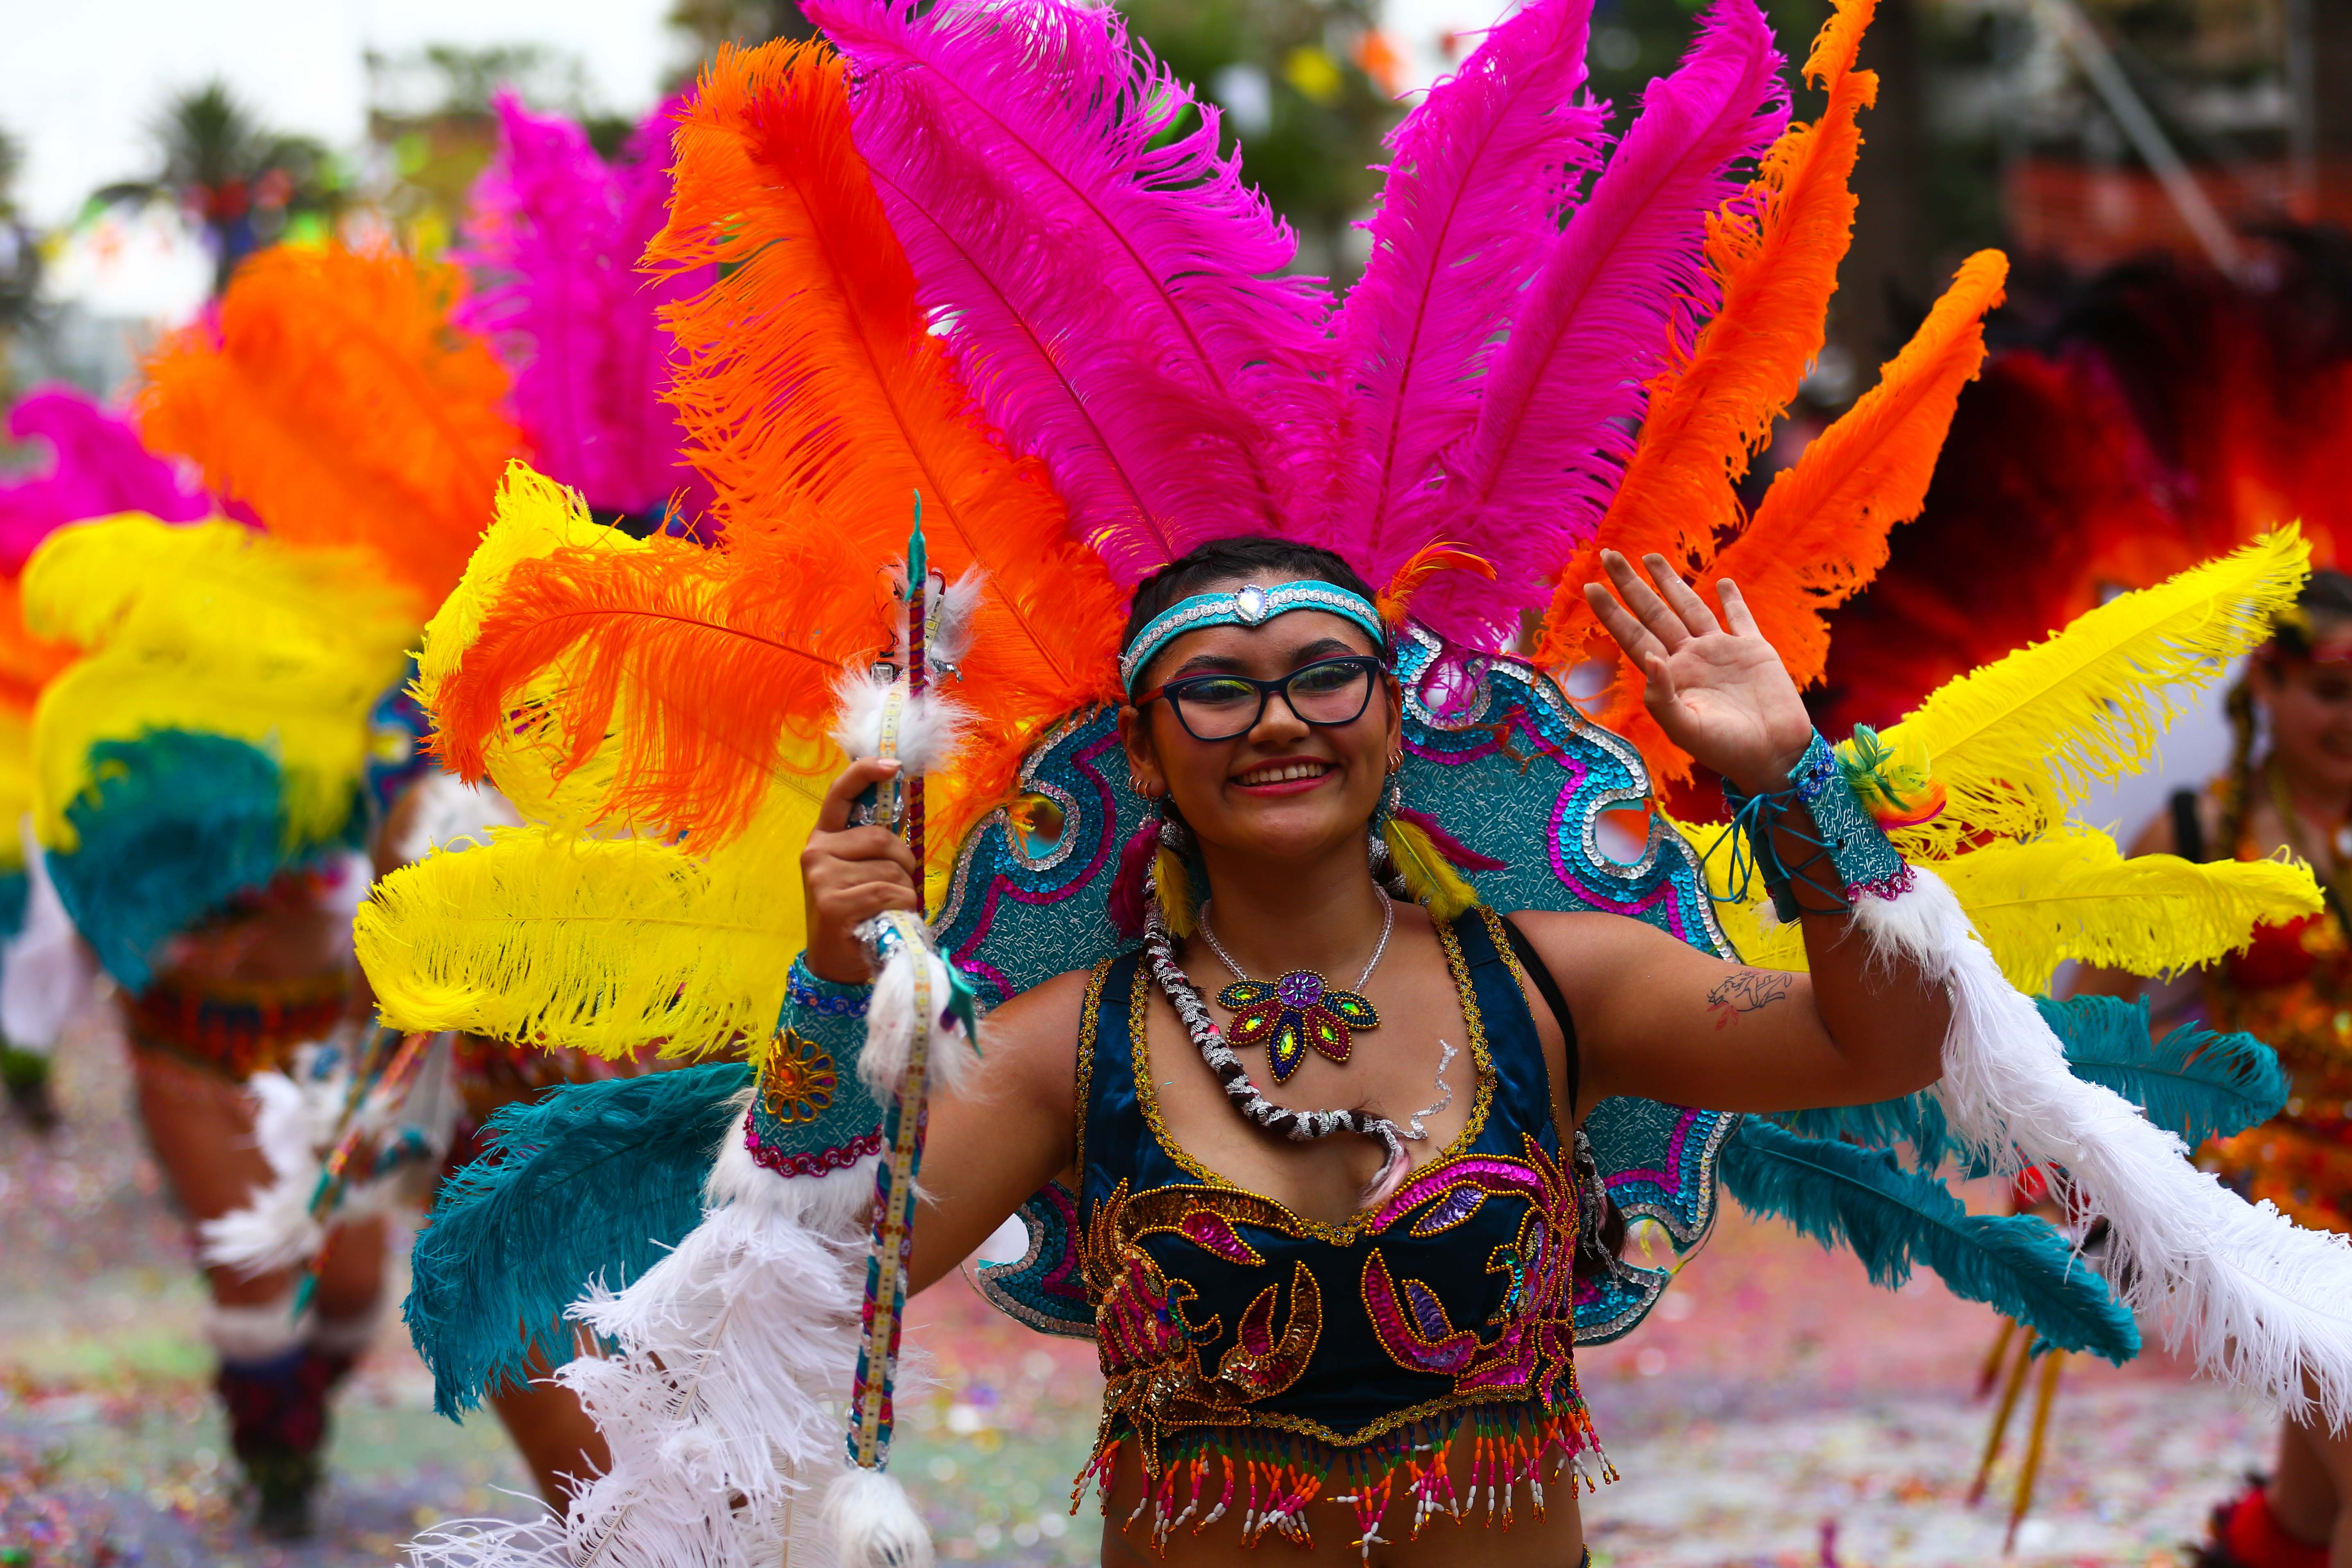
[1881,528,2308,858]
[1935,827,2320,994]
[1668,811,2319,992]
[355,776,824,1057]
[23,516,416,852]
[0,710,31,876]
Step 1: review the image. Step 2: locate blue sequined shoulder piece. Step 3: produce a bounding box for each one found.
[939,627,1743,1344]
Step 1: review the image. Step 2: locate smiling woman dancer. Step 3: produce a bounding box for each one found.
[793,537,1948,1564]
[374,5,2352,1566]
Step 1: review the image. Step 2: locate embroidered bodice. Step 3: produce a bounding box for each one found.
[1072,905,1604,1527]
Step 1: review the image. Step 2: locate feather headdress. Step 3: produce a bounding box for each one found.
[137,243,521,613]
[456,95,715,525]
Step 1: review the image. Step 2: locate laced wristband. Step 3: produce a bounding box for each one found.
[746,955,887,1178]
[1720,732,1915,921]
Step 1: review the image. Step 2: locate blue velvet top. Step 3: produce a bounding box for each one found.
[1074,907,1603,1495]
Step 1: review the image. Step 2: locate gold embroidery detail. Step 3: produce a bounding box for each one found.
[758,1030,838,1124]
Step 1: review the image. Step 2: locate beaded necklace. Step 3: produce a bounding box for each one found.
[1198,893,1393,1082]
[1139,864,1411,1182]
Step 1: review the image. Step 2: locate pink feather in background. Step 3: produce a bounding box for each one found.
[806,0,1335,585]
[1319,0,1604,627]
[456,93,715,526]
[0,386,212,573]
[1423,0,1786,641]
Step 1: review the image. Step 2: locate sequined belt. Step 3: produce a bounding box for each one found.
[125,978,354,1081]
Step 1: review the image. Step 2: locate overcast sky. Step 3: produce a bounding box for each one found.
[4,0,1511,228]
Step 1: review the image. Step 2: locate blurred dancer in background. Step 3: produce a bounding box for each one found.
[2079,574,2352,1568]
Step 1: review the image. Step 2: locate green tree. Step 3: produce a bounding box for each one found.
[96,81,344,295]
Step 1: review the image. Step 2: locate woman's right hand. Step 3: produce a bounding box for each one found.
[800,756,922,984]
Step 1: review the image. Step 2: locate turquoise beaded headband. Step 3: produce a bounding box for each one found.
[1119,580,1388,696]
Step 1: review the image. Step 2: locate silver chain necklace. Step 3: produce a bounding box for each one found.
[1198,890,1395,991]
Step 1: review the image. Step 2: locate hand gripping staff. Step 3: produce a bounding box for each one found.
[838,497,984,1555]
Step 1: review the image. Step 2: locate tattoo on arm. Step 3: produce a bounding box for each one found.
[1706,969,1794,1029]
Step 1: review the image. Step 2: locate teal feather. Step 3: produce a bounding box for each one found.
[0,871,26,944]
[1775,1094,1957,1171]
[1721,1118,2141,1362]
[2034,994,2287,1146]
[404,1062,751,1419]
[45,731,362,990]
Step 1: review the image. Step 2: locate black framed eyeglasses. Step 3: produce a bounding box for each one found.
[1133,656,1383,743]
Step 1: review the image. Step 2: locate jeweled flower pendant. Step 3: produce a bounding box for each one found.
[1218,969,1380,1082]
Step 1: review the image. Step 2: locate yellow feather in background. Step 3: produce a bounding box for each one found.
[1882,527,2308,858]
[1936,826,2320,994]
[1666,812,2318,992]
[0,709,31,876]
[24,516,416,852]
[355,776,822,1057]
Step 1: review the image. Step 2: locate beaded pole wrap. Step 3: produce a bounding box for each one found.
[849,910,931,1469]
[1140,867,1410,1176]
[1719,731,1915,924]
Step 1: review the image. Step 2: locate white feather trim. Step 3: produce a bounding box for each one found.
[407,1116,877,1568]
[927,569,985,673]
[199,1035,458,1276]
[826,1468,934,1568]
[398,772,526,866]
[859,937,982,1101]
[200,1298,305,1362]
[830,670,968,777]
[0,824,99,1053]
[1860,865,2352,1426]
[199,1046,351,1274]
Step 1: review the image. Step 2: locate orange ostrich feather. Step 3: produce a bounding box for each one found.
[1714,250,2009,692]
[0,576,70,715]
[433,41,1126,853]
[1537,0,1877,683]
[137,244,520,613]
[650,39,1124,841]
[430,517,856,846]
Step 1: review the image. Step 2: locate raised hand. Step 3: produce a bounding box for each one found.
[1582,550,1815,795]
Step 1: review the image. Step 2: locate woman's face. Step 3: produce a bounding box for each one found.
[2263,652,2352,796]
[1118,579,1401,866]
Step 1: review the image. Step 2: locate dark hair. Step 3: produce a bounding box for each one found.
[1121,536,1384,668]
[2270,568,2352,661]
[2220,569,2352,852]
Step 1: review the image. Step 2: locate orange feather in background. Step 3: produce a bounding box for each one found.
[1533,0,1878,781]
[136,245,520,614]
[647,39,1126,843]
[1712,252,2008,693]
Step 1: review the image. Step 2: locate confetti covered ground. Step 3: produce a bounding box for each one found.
[2,1021,2271,1567]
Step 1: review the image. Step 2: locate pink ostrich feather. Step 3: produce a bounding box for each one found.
[1320,0,1604,615]
[1419,0,1786,642]
[456,93,713,524]
[0,386,211,572]
[807,0,1335,585]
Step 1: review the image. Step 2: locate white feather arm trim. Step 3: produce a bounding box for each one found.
[860,935,981,1101]
[407,1115,872,1568]
[198,1047,350,1274]
[1860,865,2352,1426]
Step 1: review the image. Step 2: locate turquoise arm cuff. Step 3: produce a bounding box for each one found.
[745,956,887,1178]
[1721,733,1914,921]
